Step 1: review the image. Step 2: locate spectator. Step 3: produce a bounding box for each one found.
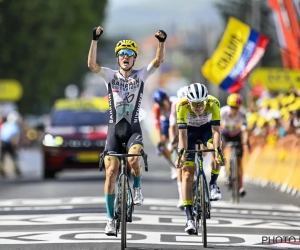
[287,109,300,136]
[0,111,22,177]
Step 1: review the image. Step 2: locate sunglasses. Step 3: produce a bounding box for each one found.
[190,101,206,108]
[117,49,136,57]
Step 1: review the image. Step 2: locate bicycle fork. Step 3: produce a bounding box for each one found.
[115,174,134,224]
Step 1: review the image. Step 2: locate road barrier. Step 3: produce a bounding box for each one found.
[243,134,300,196]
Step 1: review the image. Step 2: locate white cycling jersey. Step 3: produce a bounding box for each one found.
[96,63,156,124]
[220,105,247,137]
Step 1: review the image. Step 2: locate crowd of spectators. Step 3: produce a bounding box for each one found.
[246,87,300,149]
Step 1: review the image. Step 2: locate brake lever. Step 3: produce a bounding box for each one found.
[140,149,148,172]
[177,148,184,167]
[99,150,107,172]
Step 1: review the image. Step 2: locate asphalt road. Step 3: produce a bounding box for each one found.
[0,131,300,250]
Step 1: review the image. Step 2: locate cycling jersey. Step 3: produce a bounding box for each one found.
[220,105,247,137]
[176,95,221,129]
[153,96,178,129]
[96,63,156,153]
[185,122,213,161]
[96,63,156,125]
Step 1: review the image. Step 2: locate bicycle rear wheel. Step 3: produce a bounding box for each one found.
[230,156,239,204]
[121,174,128,250]
[200,175,207,248]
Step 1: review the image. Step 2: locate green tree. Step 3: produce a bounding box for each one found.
[0,0,107,114]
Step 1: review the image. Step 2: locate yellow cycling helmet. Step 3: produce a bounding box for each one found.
[115,40,138,56]
[227,93,243,108]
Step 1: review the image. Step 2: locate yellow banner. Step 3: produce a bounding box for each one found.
[0,79,23,101]
[249,67,300,91]
[54,97,109,112]
[201,17,251,85]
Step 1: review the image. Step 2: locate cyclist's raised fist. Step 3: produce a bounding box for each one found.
[155,30,167,42]
[92,26,104,41]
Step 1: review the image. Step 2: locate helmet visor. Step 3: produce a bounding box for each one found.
[190,100,206,108]
[117,49,136,57]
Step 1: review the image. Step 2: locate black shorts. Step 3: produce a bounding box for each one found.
[222,133,243,157]
[186,122,213,162]
[105,118,143,154]
[0,141,17,162]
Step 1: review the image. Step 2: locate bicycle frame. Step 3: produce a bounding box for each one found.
[99,144,148,250]
[194,150,211,218]
[177,146,224,248]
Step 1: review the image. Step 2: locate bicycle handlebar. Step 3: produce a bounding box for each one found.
[177,146,224,166]
[225,141,251,152]
[99,149,148,172]
[225,141,241,147]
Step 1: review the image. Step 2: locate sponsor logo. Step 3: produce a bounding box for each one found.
[135,135,143,142]
[111,78,140,91]
[123,92,134,103]
[108,93,114,123]
[208,98,220,108]
[134,93,143,123]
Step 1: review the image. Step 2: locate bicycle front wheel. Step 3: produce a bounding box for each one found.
[121,174,128,250]
[200,175,207,248]
[230,156,239,204]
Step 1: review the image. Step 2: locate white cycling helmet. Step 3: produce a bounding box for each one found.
[177,86,189,99]
[186,83,208,102]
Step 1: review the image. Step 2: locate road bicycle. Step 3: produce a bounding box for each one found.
[99,143,148,250]
[177,145,224,248]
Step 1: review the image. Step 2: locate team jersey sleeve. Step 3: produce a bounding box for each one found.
[169,100,177,126]
[176,99,188,129]
[241,110,248,128]
[95,67,114,83]
[138,63,157,83]
[210,97,221,126]
[220,106,226,119]
[152,104,161,130]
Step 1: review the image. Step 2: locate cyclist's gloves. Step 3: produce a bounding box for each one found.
[92,27,103,41]
[155,30,167,42]
[214,148,224,164]
[156,142,165,154]
[177,148,186,166]
[216,155,223,164]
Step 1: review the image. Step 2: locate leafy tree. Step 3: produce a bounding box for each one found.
[0,0,107,114]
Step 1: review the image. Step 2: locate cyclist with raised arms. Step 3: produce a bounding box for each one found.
[88,25,167,236]
[176,83,223,235]
[220,93,249,197]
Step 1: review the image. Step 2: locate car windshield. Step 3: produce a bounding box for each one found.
[51,109,109,127]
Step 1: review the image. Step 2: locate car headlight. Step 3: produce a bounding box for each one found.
[43,134,64,147]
